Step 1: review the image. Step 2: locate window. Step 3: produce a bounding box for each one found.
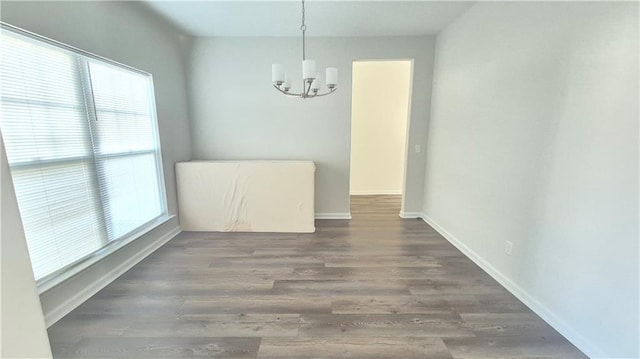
[0,25,167,285]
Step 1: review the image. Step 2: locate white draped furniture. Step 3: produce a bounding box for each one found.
[176,160,316,233]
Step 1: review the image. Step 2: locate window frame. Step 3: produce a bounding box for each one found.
[0,22,170,293]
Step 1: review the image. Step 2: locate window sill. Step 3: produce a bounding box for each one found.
[37,214,176,294]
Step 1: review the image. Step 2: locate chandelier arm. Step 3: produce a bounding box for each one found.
[308,88,337,98]
[273,84,336,99]
[304,80,313,97]
[272,84,304,97]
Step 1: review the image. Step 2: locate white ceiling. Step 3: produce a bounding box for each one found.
[143,1,475,37]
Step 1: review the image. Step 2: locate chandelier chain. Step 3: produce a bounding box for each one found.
[301,0,306,60]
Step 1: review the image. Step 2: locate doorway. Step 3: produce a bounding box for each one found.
[349,60,413,216]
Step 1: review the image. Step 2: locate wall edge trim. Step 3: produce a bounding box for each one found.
[315,212,352,220]
[43,226,181,327]
[399,211,422,218]
[420,212,603,358]
[350,191,403,195]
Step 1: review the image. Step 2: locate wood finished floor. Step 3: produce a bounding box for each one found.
[48,195,587,358]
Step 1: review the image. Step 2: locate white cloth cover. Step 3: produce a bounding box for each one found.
[176,160,316,233]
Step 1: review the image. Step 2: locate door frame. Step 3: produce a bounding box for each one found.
[347,58,415,217]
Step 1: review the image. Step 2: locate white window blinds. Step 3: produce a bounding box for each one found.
[0,26,167,284]
[88,61,164,239]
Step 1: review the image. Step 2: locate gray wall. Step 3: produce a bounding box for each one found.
[1,138,52,358]
[1,0,192,324]
[423,2,639,357]
[188,36,435,216]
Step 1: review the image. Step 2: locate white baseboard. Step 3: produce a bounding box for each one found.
[43,226,181,326]
[350,191,402,195]
[315,212,352,219]
[420,213,602,359]
[399,211,422,218]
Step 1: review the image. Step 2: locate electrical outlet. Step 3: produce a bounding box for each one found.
[505,241,513,256]
[415,145,421,153]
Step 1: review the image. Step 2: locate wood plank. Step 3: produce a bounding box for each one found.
[472,293,532,314]
[443,336,588,358]
[124,314,299,338]
[184,267,296,279]
[48,313,135,338]
[331,296,465,314]
[98,278,274,296]
[258,337,452,359]
[298,313,474,338]
[324,255,441,268]
[287,266,447,280]
[460,312,560,337]
[71,295,184,315]
[172,247,256,257]
[169,236,308,249]
[180,296,331,314]
[208,256,325,268]
[61,337,261,358]
[272,280,412,296]
[117,267,190,281]
[409,277,512,296]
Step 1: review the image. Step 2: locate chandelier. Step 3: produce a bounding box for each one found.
[271,0,338,99]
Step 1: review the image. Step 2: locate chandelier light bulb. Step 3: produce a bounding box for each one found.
[302,60,316,81]
[326,67,338,88]
[311,74,321,91]
[283,75,291,92]
[272,64,285,85]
